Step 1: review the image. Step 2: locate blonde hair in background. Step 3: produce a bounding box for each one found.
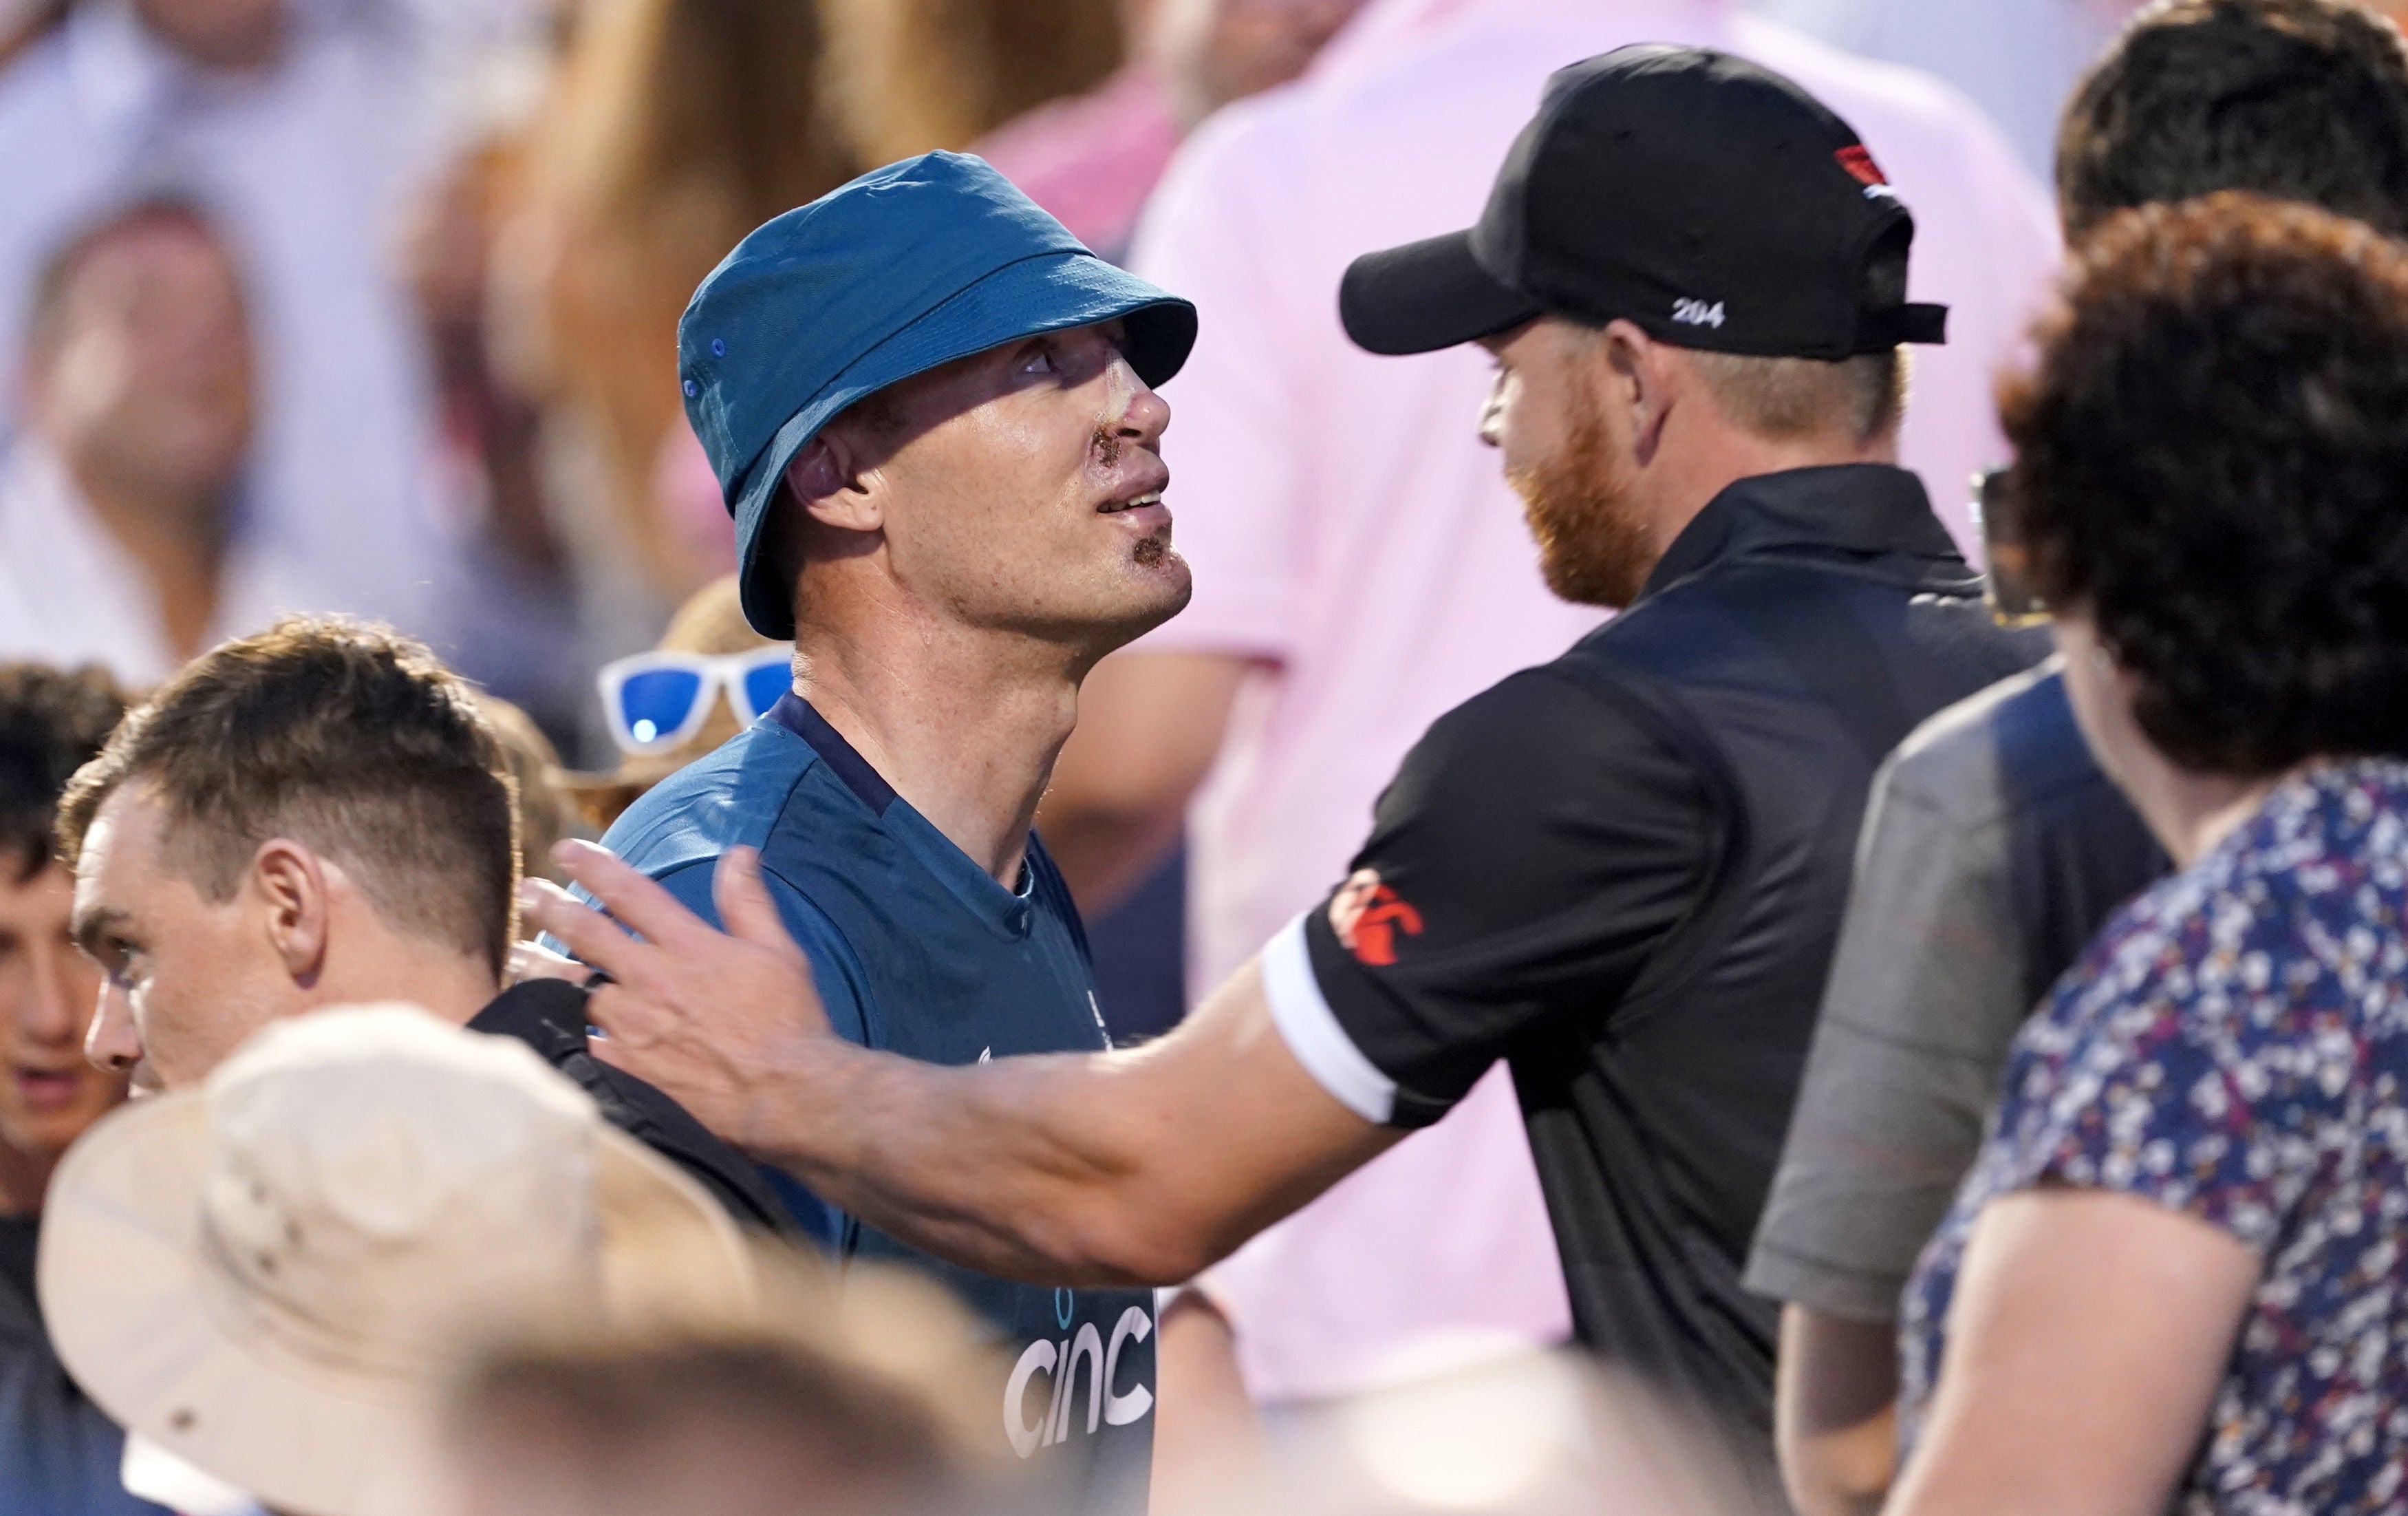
[436,1248,1032,1516]
[502,0,859,601]
[817,0,1127,162]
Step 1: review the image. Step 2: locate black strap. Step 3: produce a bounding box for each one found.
[1862,301,1949,348]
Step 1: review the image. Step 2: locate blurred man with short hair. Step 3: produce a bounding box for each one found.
[0,199,317,685]
[0,0,519,648]
[0,661,153,1515]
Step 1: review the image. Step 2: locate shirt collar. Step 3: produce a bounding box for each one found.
[768,692,898,818]
[1636,463,1977,605]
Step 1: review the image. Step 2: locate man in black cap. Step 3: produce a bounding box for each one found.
[524,45,2043,1473]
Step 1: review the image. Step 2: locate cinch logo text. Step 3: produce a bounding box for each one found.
[1003,1305,1155,1459]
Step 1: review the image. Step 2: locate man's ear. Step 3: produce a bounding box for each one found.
[1602,319,1671,467]
[250,840,331,987]
[782,429,885,535]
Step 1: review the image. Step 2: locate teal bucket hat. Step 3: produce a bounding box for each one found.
[677,151,1199,637]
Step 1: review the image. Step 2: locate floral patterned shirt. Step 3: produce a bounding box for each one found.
[1901,758,2408,1515]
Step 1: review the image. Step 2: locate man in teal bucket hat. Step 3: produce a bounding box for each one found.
[576,152,1196,1508]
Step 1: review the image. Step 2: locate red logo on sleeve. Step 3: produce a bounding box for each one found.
[1835,144,1889,187]
[1327,869,1423,967]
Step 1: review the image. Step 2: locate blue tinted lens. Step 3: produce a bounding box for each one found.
[616,668,705,747]
[740,656,791,722]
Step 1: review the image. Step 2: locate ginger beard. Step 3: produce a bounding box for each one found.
[1507,363,1655,610]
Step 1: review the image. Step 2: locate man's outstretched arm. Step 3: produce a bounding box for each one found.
[520,842,1400,1287]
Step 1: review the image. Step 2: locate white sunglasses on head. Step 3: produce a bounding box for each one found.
[596,645,793,756]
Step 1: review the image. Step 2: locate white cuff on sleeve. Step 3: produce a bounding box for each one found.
[1261,912,1396,1125]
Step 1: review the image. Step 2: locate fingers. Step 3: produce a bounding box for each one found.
[507,939,588,985]
[580,983,656,1055]
[714,847,801,959]
[516,876,645,982]
[550,840,717,950]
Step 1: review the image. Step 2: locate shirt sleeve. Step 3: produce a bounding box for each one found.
[1743,758,2035,1321]
[2007,911,2354,1253]
[1122,103,1313,663]
[1262,666,1714,1129]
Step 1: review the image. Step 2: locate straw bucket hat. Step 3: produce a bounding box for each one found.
[38,1004,758,1516]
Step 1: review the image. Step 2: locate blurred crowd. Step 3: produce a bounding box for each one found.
[6,0,2408,1514]
[0,0,1393,759]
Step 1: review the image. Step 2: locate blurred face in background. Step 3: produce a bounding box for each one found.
[132,0,286,71]
[1156,0,1372,126]
[25,212,255,517]
[0,857,124,1179]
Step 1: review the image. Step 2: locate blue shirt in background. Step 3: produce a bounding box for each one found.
[600,693,1154,1508]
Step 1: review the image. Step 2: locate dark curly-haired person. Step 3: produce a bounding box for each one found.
[1888,193,2408,1516]
[1749,8,2408,1511]
[0,663,154,1515]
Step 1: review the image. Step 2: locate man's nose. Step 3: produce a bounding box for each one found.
[85,986,140,1074]
[23,942,83,1043]
[1112,362,1172,447]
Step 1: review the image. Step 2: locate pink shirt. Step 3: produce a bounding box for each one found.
[1131,0,2058,1403]
[972,66,1187,261]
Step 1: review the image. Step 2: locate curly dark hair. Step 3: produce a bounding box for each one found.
[0,663,127,882]
[2058,0,2408,240]
[2000,193,2408,776]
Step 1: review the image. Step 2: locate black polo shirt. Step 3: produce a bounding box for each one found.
[1261,465,2045,1455]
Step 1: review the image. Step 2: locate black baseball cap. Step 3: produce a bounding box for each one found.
[1340,45,1948,361]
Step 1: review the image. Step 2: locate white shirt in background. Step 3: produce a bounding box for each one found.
[0,442,330,687]
[0,0,532,652]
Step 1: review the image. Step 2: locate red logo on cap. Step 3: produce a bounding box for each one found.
[1836,145,1889,188]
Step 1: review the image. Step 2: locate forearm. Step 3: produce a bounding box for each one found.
[745,962,1398,1285]
[529,851,1391,1287]
[1776,1305,1901,1516]
[749,1040,1220,1285]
